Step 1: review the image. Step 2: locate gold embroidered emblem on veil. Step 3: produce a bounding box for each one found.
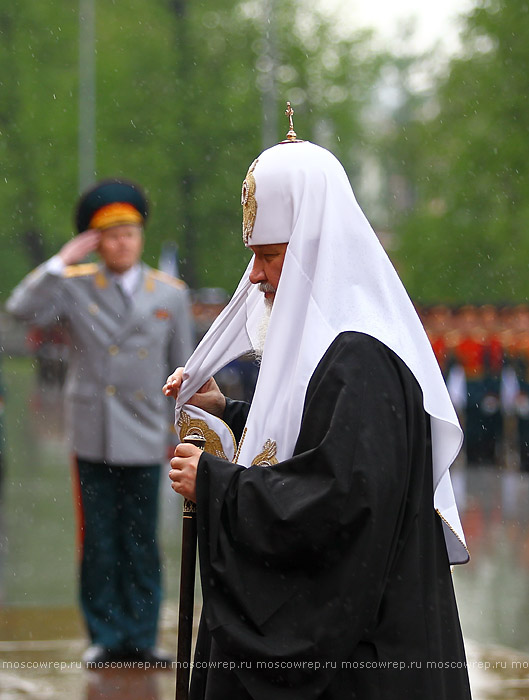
[241,158,258,245]
[251,439,279,467]
[178,410,231,459]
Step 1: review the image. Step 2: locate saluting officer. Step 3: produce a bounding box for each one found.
[7,178,194,666]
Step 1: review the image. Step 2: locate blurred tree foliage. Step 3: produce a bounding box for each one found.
[383,0,529,304]
[0,0,382,300]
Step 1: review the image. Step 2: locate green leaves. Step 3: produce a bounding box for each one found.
[386,0,529,303]
[0,0,381,299]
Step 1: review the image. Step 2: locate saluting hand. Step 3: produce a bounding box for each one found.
[58,229,101,265]
[169,443,201,502]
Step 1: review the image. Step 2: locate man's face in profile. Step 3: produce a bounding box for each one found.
[248,243,288,305]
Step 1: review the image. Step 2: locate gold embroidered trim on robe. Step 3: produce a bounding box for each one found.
[436,508,470,558]
[251,439,278,467]
[178,410,236,459]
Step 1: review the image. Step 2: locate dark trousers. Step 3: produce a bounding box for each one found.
[75,457,162,651]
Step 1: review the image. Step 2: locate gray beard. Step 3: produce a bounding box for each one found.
[253,299,272,363]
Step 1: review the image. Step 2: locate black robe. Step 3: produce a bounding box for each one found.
[190,332,471,700]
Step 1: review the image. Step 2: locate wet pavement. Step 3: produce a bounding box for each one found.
[0,601,191,699]
[6,608,529,700]
[3,357,529,698]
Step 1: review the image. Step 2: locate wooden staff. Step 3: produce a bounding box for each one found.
[176,433,206,700]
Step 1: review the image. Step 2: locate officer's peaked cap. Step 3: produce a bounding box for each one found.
[75,178,149,233]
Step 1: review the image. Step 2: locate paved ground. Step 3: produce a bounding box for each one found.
[0,601,187,699]
[2,602,529,699]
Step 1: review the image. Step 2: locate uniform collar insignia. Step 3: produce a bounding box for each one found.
[95,269,108,289]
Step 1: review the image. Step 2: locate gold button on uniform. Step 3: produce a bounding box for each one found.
[109,344,119,355]
[106,385,116,396]
[137,348,149,359]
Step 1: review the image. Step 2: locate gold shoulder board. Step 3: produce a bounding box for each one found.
[148,269,187,290]
[63,263,99,278]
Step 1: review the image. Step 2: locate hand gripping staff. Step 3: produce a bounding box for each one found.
[175,433,206,700]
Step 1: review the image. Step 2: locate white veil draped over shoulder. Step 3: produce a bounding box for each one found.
[176,141,468,565]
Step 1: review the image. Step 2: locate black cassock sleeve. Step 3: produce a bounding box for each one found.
[193,332,470,700]
[222,397,250,444]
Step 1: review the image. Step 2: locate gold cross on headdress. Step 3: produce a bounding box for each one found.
[285,101,297,141]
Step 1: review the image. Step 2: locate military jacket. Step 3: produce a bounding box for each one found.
[7,261,193,464]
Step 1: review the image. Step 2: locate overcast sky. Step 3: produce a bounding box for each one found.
[321,0,476,53]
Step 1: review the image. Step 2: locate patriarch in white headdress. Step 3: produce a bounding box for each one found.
[175,103,467,565]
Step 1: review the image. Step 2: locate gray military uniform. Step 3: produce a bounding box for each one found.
[7,260,193,464]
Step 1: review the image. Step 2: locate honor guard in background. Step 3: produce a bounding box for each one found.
[450,304,504,466]
[7,179,194,666]
[508,304,529,471]
[423,304,454,380]
[479,304,505,462]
